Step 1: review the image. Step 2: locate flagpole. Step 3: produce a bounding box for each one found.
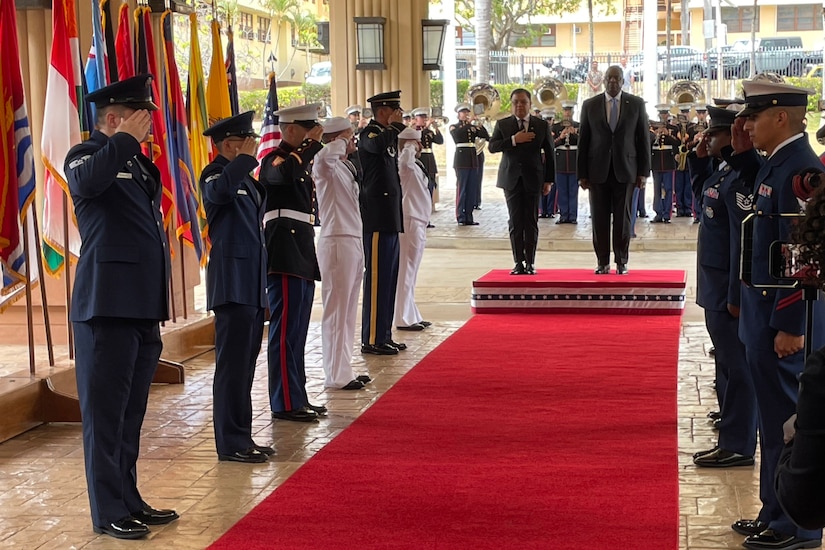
[167,227,177,323]
[61,196,74,359]
[21,219,36,375]
[178,235,188,319]
[29,207,55,367]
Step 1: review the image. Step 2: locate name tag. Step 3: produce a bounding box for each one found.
[116,172,133,179]
[757,183,772,198]
[237,189,248,196]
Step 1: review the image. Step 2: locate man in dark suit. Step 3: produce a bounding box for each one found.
[201,112,271,463]
[64,75,178,539]
[576,65,650,275]
[488,88,555,275]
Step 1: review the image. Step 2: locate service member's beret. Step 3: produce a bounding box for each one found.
[704,105,736,134]
[321,116,351,134]
[203,110,259,139]
[367,90,402,109]
[397,127,421,140]
[412,107,429,117]
[455,103,471,113]
[561,100,576,110]
[85,74,158,111]
[738,81,814,117]
[274,103,321,126]
[345,104,362,116]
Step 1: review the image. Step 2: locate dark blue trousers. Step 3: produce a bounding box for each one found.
[361,231,400,346]
[267,274,314,413]
[539,182,557,216]
[73,318,162,527]
[704,309,757,456]
[213,303,265,455]
[673,170,692,216]
[652,171,674,220]
[474,154,484,208]
[555,172,578,222]
[456,168,475,223]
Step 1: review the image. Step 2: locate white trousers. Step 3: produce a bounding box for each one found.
[394,219,426,327]
[317,235,364,388]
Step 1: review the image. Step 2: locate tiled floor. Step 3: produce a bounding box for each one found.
[0,180,772,549]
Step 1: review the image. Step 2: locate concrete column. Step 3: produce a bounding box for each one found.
[329,0,430,115]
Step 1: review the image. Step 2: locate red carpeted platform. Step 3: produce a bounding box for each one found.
[472,269,687,315]
[210,313,681,550]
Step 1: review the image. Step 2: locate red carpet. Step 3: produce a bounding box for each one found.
[211,314,681,550]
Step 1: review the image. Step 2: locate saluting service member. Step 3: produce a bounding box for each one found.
[394,127,433,331]
[552,100,580,224]
[359,90,408,355]
[450,103,488,225]
[488,88,555,275]
[345,104,365,177]
[312,117,372,390]
[413,107,443,214]
[727,81,824,550]
[687,104,757,469]
[65,74,178,539]
[201,111,271,464]
[649,104,681,224]
[259,104,326,422]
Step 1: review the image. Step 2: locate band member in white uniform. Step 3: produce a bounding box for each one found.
[312,117,372,391]
[394,128,432,331]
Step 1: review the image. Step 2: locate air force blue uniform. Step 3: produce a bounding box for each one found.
[200,148,266,456]
[65,128,170,529]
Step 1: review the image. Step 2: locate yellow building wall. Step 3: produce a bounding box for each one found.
[688,5,823,49]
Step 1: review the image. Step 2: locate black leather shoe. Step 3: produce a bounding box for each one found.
[693,448,754,468]
[419,321,432,327]
[396,323,425,331]
[732,519,769,536]
[693,446,718,459]
[707,410,721,420]
[708,346,716,356]
[253,444,276,456]
[663,218,671,223]
[387,340,407,351]
[570,220,577,224]
[712,417,721,430]
[616,264,628,275]
[594,265,610,275]
[361,343,399,355]
[271,408,318,422]
[426,223,435,228]
[652,216,662,223]
[341,379,365,390]
[218,447,268,463]
[131,505,179,525]
[524,264,535,275]
[743,529,821,550]
[356,375,372,384]
[93,517,150,539]
[307,403,328,415]
[510,263,526,275]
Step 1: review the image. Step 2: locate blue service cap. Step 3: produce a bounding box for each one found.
[85,74,158,111]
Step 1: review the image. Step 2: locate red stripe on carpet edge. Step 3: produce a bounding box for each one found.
[211,314,681,550]
[472,306,684,315]
[474,268,687,288]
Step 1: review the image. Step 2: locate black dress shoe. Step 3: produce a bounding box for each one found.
[386,340,407,351]
[570,220,577,224]
[426,223,435,228]
[253,444,276,456]
[271,408,318,422]
[652,216,662,223]
[663,218,671,223]
[707,410,721,420]
[712,417,721,430]
[594,265,610,275]
[732,519,769,536]
[510,263,526,275]
[524,264,535,275]
[356,375,372,384]
[693,446,718,459]
[218,447,268,463]
[396,323,425,331]
[693,448,754,468]
[466,221,479,225]
[419,321,432,327]
[341,379,365,390]
[131,505,179,526]
[743,529,821,550]
[708,346,716,356]
[361,343,399,355]
[94,517,150,539]
[307,403,328,415]
[616,264,628,275]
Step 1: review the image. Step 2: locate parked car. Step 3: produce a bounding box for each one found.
[807,63,823,78]
[305,61,331,86]
[717,37,822,78]
[706,45,732,79]
[630,46,706,81]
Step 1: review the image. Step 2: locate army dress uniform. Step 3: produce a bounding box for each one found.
[728,82,825,545]
[551,101,580,223]
[450,103,488,225]
[64,75,174,536]
[200,112,269,462]
[259,104,324,418]
[687,106,758,467]
[311,117,366,389]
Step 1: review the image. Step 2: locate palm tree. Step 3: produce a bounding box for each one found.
[259,0,300,75]
[281,10,318,81]
[475,0,491,84]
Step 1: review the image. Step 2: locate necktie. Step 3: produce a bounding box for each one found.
[609,98,618,131]
[518,119,525,131]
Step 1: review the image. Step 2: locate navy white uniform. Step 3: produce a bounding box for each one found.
[312,126,364,388]
[358,91,406,350]
[689,133,757,460]
[730,81,825,543]
[64,76,171,532]
[259,108,323,415]
[200,112,267,459]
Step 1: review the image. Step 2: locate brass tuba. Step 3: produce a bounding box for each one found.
[465,83,501,122]
[666,80,706,109]
[533,77,567,113]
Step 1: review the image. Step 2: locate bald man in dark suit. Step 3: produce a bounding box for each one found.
[577,65,650,275]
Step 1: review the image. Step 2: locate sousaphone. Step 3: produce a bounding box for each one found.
[533,77,567,114]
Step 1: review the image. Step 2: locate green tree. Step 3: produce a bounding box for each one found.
[258,0,300,73]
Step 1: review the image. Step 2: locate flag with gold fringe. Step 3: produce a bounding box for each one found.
[186,12,211,251]
[115,0,134,80]
[205,18,231,159]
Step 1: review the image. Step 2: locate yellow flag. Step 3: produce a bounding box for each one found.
[187,13,211,260]
[205,19,231,128]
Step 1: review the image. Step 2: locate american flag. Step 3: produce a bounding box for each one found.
[256,71,281,167]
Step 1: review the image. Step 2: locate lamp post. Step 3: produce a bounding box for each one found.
[268,52,276,73]
[422,19,450,71]
[354,17,387,70]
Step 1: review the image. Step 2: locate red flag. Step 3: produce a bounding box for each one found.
[115,1,134,80]
[256,71,281,170]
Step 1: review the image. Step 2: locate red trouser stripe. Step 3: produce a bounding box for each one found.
[280,274,291,410]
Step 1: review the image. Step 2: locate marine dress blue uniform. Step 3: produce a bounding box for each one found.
[200,112,268,460]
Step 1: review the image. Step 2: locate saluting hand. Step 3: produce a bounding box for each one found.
[731,118,754,154]
[117,110,152,143]
[307,124,324,142]
[236,137,258,158]
[695,133,709,158]
[514,127,536,144]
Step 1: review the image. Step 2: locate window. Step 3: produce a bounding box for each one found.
[777,5,822,32]
[721,7,759,33]
[258,16,270,42]
[238,12,253,39]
